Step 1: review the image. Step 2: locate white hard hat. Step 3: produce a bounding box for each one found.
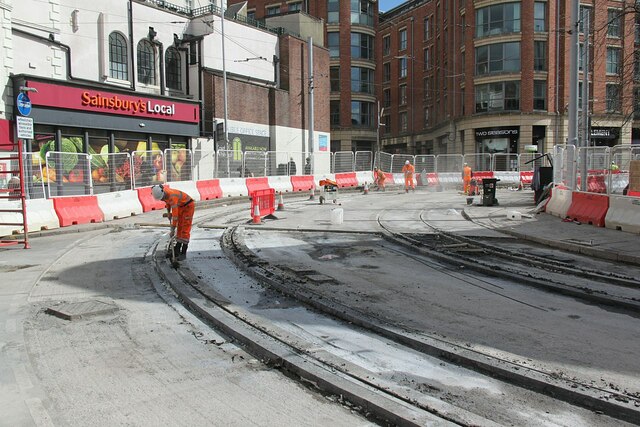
[151,184,165,200]
[405,160,410,164]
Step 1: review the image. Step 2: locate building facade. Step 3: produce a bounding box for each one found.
[230,0,380,153]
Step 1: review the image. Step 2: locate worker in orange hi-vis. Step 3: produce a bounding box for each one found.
[373,167,386,191]
[401,160,415,193]
[463,162,472,195]
[152,184,195,261]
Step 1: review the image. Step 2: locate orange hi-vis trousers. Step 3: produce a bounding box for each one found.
[164,187,195,244]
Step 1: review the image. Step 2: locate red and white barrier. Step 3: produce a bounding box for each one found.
[355,171,373,186]
[0,198,60,237]
[97,190,143,220]
[335,172,358,188]
[565,192,609,227]
[605,195,640,233]
[52,195,104,227]
[196,179,223,200]
[494,171,519,186]
[268,176,294,193]
[219,178,249,197]
[167,181,201,201]
[545,186,573,218]
[290,175,315,192]
[437,172,462,189]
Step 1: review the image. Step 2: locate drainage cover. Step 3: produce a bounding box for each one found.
[45,300,119,321]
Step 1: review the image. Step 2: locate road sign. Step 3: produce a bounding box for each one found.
[17,93,32,116]
[16,116,34,139]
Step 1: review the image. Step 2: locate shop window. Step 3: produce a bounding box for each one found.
[165,47,182,91]
[109,32,128,81]
[137,40,157,85]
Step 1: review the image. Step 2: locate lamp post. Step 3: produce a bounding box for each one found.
[376,101,384,168]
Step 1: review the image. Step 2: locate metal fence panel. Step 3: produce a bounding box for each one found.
[23,153,47,199]
[333,151,354,173]
[132,150,165,188]
[436,154,464,173]
[244,151,266,177]
[312,151,332,175]
[165,148,193,182]
[493,153,519,171]
[463,153,492,172]
[192,149,216,181]
[553,145,576,189]
[216,150,243,178]
[45,151,92,196]
[288,151,305,176]
[354,151,373,171]
[265,151,290,176]
[375,152,393,172]
[390,154,414,173]
[414,155,436,174]
[91,152,133,194]
[608,144,640,195]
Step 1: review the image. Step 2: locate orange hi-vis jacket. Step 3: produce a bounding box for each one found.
[402,163,415,177]
[163,187,195,243]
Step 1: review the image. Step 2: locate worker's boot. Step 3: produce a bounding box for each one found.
[178,243,188,261]
[173,242,183,260]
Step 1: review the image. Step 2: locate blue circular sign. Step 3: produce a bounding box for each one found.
[17,93,32,116]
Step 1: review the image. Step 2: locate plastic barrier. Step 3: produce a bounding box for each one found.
[246,177,271,195]
[493,171,519,186]
[545,186,573,218]
[629,190,640,197]
[137,186,168,212]
[520,171,534,187]
[250,188,275,219]
[472,171,494,183]
[384,172,395,185]
[427,173,440,186]
[97,190,143,220]
[565,192,609,227]
[335,172,358,188]
[290,175,315,192]
[355,171,373,186]
[52,195,104,227]
[0,198,60,237]
[605,195,640,233]
[166,181,201,201]
[196,179,223,200]
[608,173,629,194]
[437,172,462,189]
[268,176,294,193]
[219,178,249,198]
[586,175,606,193]
[392,173,416,188]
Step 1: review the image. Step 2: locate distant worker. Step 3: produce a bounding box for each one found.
[152,184,195,261]
[610,161,619,172]
[373,167,386,191]
[401,160,415,192]
[463,162,472,195]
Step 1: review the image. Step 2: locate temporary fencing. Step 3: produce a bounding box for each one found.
[266,151,291,176]
[45,151,92,197]
[165,148,193,182]
[216,149,243,178]
[333,151,354,173]
[132,150,165,188]
[192,148,216,181]
[244,151,266,177]
[91,152,133,194]
[250,188,275,222]
[390,154,414,173]
[354,151,373,171]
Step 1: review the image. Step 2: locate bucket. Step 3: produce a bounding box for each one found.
[330,208,344,225]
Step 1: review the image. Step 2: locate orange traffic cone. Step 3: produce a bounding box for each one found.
[363,182,369,195]
[277,191,285,210]
[252,203,261,224]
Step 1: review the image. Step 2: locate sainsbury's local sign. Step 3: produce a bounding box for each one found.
[22,80,199,123]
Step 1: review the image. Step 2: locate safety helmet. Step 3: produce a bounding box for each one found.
[151,184,165,200]
[405,160,410,165]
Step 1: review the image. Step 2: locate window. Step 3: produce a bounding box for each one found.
[635,51,640,81]
[606,84,621,112]
[137,39,156,85]
[330,100,340,126]
[476,2,521,38]
[399,56,407,78]
[424,108,429,127]
[109,32,128,80]
[383,62,391,82]
[534,41,546,71]
[383,88,391,108]
[424,48,429,70]
[382,115,390,134]
[399,111,408,132]
[267,5,280,15]
[383,35,390,57]
[351,32,374,60]
[475,42,520,75]
[351,0,373,26]
[328,32,339,57]
[399,84,407,105]
[289,2,302,12]
[533,80,546,110]
[351,101,375,127]
[165,47,181,90]
[328,0,339,23]
[330,66,340,92]
[578,81,592,109]
[424,17,430,40]
[351,67,375,94]
[475,81,520,112]
[399,28,407,51]
[636,15,640,44]
[534,2,546,32]
[607,47,621,75]
[247,10,256,21]
[578,6,591,34]
[607,9,621,38]
[635,88,640,119]
[424,77,431,100]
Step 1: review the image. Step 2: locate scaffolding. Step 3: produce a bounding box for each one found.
[0,138,30,248]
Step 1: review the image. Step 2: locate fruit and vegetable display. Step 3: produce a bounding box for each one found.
[34,137,106,183]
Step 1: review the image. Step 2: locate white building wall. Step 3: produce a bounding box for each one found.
[0,0,13,120]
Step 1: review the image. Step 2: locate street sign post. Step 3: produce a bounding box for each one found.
[17,93,32,117]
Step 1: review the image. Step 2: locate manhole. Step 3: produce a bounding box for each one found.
[45,300,119,321]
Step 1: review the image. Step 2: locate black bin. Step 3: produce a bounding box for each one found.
[482,178,499,206]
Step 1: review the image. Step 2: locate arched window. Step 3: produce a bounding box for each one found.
[137,39,156,85]
[165,47,181,90]
[109,32,128,80]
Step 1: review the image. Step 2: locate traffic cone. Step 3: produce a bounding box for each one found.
[309,187,315,200]
[363,182,369,195]
[252,203,261,224]
[277,191,285,210]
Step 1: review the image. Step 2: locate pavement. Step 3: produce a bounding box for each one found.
[1,185,639,426]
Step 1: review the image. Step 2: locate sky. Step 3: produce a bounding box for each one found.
[378,0,406,13]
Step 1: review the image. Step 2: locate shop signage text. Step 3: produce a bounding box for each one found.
[475,128,519,137]
[81,92,176,116]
